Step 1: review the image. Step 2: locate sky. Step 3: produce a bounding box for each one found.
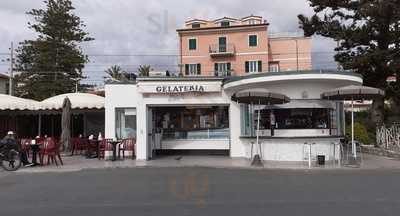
[0,0,338,86]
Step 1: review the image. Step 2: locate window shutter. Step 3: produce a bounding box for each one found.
[258,61,262,72]
[185,64,189,75]
[245,61,249,73]
[249,35,257,47]
[227,63,231,71]
[189,39,197,50]
[197,64,201,75]
[214,63,219,76]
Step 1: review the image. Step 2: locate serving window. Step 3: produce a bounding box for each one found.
[274,109,330,129]
[240,104,342,137]
[153,106,229,140]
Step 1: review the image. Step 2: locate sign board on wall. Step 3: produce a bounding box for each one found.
[138,82,222,94]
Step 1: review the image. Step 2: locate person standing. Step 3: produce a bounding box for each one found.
[270,111,276,137]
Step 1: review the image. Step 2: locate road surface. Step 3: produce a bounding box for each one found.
[0,168,399,216]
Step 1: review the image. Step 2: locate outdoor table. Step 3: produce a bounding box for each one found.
[30,144,41,166]
[109,141,120,161]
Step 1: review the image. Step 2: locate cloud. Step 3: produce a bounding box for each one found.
[0,0,336,84]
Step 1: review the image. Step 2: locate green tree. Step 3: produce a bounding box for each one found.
[346,122,373,145]
[298,0,400,124]
[105,65,136,82]
[14,0,94,100]
[105,65,126,81]
[138,65,152,77]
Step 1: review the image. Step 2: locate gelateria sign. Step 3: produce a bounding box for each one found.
[138,83,221,94]
[156,85,205,93]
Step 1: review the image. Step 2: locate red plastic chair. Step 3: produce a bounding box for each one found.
[36,137,45,145]
[118,138,136,159]
[71,138,88,156]
[39,138,63,166]
[98,139,113,160]
[20,139,32,158]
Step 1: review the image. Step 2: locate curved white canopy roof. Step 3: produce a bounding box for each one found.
[0,94,41,111]
[40,93,105,110]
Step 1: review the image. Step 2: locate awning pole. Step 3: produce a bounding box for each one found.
[83,113,87,137]
[256,101,261,159]
[38,114,42,137]
[309,143,312,168]
[352,98,356,159]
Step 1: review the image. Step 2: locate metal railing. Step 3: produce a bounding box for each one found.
[209,44,236,55]
[214,70,234,77]
[376,123,400,149]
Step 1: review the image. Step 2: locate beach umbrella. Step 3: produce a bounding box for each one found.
[232,90,290,105]
[232,89,290,163]
[60,97,72,151]
[321,85,385,160]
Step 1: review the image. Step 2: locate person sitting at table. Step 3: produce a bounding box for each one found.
[0,131,33,167]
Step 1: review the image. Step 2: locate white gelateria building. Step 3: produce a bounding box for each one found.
[105,70,363,162]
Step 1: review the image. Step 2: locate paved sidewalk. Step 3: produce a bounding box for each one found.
[1,153,400,175]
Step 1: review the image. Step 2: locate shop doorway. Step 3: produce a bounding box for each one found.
[148,105,230,158]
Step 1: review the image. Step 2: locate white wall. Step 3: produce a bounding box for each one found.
[224,73,363,100]
[230,102,246,157]
[105,84,150,160]
[105,81,232,160]
[242,138,342,161]
[105,84,139,139]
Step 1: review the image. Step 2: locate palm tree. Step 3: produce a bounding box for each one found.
[138,65,152,77]
[105,65,126,81]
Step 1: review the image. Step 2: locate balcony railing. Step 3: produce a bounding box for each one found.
[214,70,234,77]
[209,44,236,57]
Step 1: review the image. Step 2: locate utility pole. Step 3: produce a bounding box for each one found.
[336,40,341,71]
[9,42,14,96]
[295,39,299,72]
[75,79,80,93]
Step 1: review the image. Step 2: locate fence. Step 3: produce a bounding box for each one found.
[376,123,400,149]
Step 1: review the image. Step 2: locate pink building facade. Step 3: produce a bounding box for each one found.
[177,16,312,76]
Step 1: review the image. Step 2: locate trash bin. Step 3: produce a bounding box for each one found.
[317,155,325,166]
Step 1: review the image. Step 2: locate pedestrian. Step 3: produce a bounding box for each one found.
[270,110,276,136]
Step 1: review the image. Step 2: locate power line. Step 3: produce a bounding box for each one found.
[0,51,338,56]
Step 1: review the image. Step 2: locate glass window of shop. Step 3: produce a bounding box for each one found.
[240,105,340,136]
[274,109,330,129]
[153,106,229,140]
[115,108,137,140]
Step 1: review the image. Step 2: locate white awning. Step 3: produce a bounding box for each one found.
[0,94,41,111]
[40,93,105,110]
